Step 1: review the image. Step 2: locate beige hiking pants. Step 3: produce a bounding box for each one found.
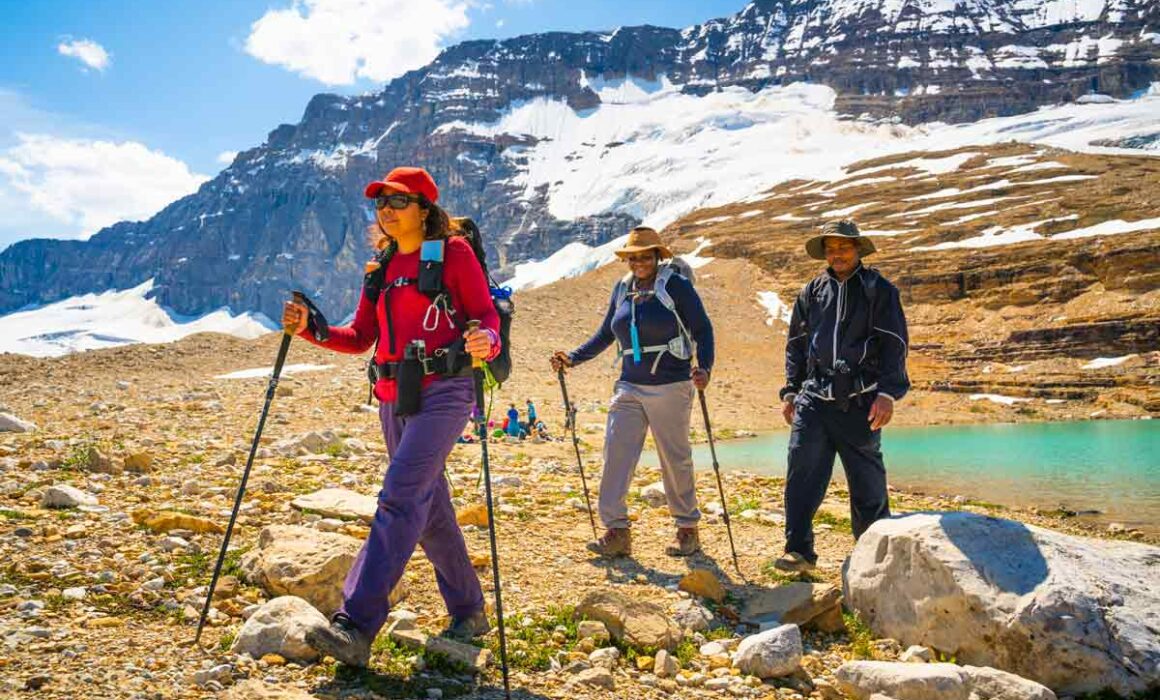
[599,380,701,529]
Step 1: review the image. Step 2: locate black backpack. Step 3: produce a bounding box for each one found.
[362,217,514,387]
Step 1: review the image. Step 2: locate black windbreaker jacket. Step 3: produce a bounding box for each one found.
[780,265,910,404]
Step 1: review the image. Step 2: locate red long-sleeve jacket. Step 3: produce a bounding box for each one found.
[300,237,500,402]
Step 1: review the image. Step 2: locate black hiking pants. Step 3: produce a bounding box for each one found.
[783,392,891,563]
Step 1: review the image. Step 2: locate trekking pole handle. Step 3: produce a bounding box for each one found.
[467,320,484,369]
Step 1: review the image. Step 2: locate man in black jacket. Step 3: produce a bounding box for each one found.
[775,219,910,573]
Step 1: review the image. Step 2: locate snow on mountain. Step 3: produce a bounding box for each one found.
[0,280,276,357]
[500,84,1160,289]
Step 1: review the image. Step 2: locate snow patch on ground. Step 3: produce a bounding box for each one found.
[1082,354,1137,370]
[215,364,335,380]
[970,393,1030,405]
[0,280,276,358]
[505,235,629,291]
[757,291,793,327]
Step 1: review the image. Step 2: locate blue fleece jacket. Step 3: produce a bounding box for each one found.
[569,273,714,385]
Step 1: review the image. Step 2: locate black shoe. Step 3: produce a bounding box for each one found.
[441,609,490,642]
[305,614,372,667]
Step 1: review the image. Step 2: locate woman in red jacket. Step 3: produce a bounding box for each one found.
[282,167,500,667]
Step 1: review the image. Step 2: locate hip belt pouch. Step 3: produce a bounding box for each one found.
[395,342,425,416]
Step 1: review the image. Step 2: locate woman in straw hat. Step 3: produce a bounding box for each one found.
[551,226,715,557]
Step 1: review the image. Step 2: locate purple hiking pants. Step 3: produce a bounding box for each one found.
[337,376,484,637]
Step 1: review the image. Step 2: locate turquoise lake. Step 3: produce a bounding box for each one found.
[642,419,1160,530]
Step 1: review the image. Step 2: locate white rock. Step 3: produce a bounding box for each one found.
[732,624,802,679]
[900,645,932,663]
[700,641,727,656]
[835,660,1056,700]
[639,481,667,508]
[673,598,714,632]
[230,596,328,663]
[588,646,620,670]
[289,488,376,523]
[40,484,98,508]
[843,512,1160,695]
[655,648,679,678]
[62,587,87,601]
[0,413,36,433]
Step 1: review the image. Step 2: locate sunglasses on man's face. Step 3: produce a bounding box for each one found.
[374,193,417,210]
[626,254,655,263]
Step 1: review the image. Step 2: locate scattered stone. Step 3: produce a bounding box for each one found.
[577,619,610,643]
[577,589,683,650]
[566,667,615,690]
[672,598,714,632]
[221,679,320,699]
[741,582,842,631]
[122,452,154,473]
[0,413,36,433]
[79,446,121,475]
[131,510,223,534]
[456,503,490,527]
[289,488,376,523]
[655,648,679,678]
[844,512,1160,695]
[426,635,493,672]
[900,645,932,663]
[589,646,620,670]
[640,481,667,507]
[230,596,328,663]
[240,525,405,617]
[835,660,1057,700]
[678,569,726,602]
[732,623,802,679]
[40,484,98,508]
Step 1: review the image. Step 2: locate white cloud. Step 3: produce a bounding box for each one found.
[244,0,470,86]
[0,134,208,239]
[496,18,505,27]
[217,150,239,165]
[57,38,111,72]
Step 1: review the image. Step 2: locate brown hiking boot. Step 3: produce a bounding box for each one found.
[587,528,631,557]
[665,527,701,557]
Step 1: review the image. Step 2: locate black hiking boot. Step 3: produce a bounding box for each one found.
[441,608,490,641]
[305,614,372,667]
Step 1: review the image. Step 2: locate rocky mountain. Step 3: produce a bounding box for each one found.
[1,0,1157,324]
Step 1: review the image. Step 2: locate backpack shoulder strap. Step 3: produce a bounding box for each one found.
[653,265,678,313]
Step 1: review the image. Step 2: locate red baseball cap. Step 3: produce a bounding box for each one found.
[364,166,439,202]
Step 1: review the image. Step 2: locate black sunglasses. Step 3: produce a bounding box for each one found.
[374,193,417,210]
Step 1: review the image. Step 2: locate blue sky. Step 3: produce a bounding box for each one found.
[0,0,744,251]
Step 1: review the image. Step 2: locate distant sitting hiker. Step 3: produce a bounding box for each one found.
[282,166,500,666]
[526,398,537,425]
[506,404,521,438]
[775,219,909,573]
[550,226,715,558]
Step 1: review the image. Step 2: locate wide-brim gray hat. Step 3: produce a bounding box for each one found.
[805,219,877,260]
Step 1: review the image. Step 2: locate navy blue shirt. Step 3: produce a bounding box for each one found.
[570,273,714,385]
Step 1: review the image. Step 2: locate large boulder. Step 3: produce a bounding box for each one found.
[290,488,376,523]
[732,623,802,678]
[240,525,405,616]
[230,596,328,663]
[843,513,1160,696]
[835,661,1057,700]
[576,590,683,650]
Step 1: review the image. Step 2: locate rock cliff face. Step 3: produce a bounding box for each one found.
[1,0,1157,321]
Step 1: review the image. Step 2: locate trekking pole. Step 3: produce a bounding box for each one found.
[468,321,511,700]
[194,298,301,646]
[557,369,598,541]
[698,388,741,574]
